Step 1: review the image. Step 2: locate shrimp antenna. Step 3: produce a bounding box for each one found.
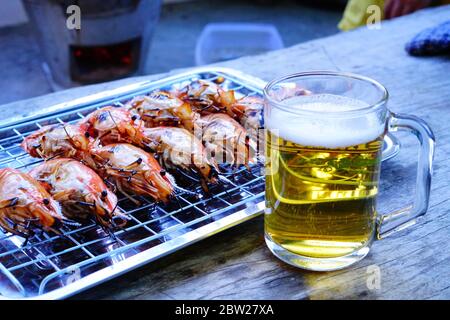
[45,151,65,161]
[175,167,200,183]
[165,172,197,195]
[61,218,82,227]
[104,227,117,241]
[106,182,117,194]
[107,110,119,129]
[110,201,121,217]
[22,236,30,247]
[96,130,113,144]
[62,124,77,147]
[110,217,126,231]
[173,185,198,196]
[76,201,96,207]
[1,216,31,239]
[173,196,184,210]
[112,208,130,222]
[217,174,233,185]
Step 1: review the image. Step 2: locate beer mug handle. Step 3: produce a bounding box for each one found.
[377,112,435,239]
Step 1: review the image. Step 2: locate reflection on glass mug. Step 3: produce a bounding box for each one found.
[263,71,435,271]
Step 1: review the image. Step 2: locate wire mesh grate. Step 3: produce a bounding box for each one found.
[0,71,265,298]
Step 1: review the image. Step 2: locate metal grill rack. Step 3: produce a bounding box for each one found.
[0,67,399,299]
[0,68,268,299]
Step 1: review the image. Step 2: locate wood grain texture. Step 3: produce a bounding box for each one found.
[2,5,450,300]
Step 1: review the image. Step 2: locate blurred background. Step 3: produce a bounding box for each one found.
[0,0,346,105]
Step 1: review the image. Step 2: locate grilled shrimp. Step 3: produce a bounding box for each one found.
[125,91,200,132]
[81,106,148,149]
[176,79,220,98]
[176,80,225,113]
[29,159,126,229]
[177,80,263,139]
[90,143,174,203]
[21,123,91,161]
[0,168,66,238]
[199,114,257,167]
[143,127,219,189]
[219,95,263,144]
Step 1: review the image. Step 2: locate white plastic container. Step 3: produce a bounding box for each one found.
[195,23,284,65]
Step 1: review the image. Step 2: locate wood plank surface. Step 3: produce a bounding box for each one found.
[2,5,450,300]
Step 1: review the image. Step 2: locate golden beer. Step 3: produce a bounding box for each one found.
[263,71,435,271]
[265,130,383,258]
[264,93,386,268]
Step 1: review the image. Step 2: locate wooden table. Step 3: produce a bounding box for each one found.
[3,5,449,300]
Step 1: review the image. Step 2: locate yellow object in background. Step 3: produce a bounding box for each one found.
[338,0,385,31]
[339,0,450,31]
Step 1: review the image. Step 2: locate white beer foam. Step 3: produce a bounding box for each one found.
[266,94,384,148]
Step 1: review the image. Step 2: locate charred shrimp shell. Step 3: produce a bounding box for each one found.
[0,168,69,238]
[199,114,257,168]
[80,106,148,149]
[126,91,200,132]
[90,143,175,203]
[21,123,92,161]
[143,127,219,190]
[29,158,127,229]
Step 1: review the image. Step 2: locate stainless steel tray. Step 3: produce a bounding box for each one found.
[0,67,399,299]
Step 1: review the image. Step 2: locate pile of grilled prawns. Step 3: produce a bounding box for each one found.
[0,79,263,238]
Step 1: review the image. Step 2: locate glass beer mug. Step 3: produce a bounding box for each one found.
[263,71,435,271]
